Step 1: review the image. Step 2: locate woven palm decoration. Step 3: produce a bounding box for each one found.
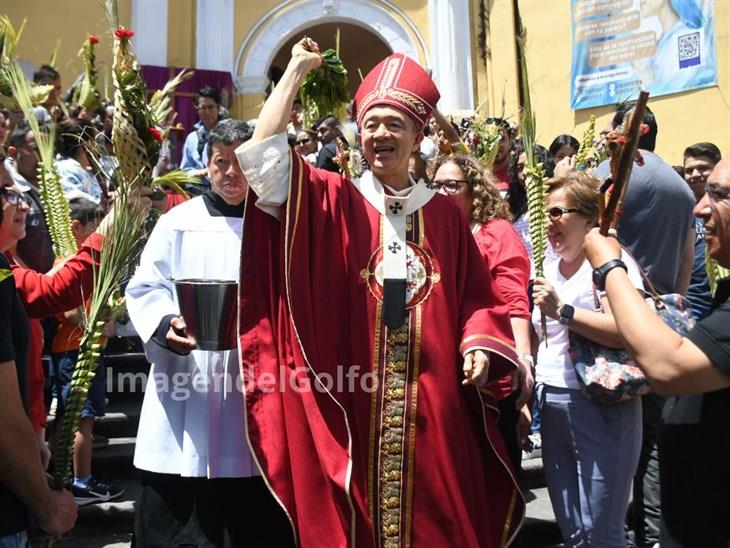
[575,115,605,171]
[110,25,156,185]
[464,118,503,169]
[75,34,102,110]
[516,18,548,342]
[51,2,196,492]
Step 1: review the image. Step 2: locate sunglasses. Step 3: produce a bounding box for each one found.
[433,179,468,195]
[0,187,29,208]
[547,206,582,220]
[295,138,312,145]
[705,184,730,204]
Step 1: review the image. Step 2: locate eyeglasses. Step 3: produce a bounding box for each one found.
[0,187,29,208]
[547,206,582,220]
[433,179,469,195]
[705,184,730,204]
[295,138,312,146]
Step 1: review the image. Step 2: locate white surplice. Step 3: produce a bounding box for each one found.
[126,196,259,478]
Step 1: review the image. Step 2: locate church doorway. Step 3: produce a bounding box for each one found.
[268,22,392,97]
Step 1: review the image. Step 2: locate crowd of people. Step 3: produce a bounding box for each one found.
[0,35,728,548]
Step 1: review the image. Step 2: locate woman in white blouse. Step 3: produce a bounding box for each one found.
[531,171,644,547]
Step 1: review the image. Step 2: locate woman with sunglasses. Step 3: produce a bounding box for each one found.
[0,181,78,543]
[0,168,151,541]
[293,129,317,164]
[531,171,645,547]
[433,154,534,473]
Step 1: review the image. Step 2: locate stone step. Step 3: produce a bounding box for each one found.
[91,436,136,472]
[36,458,558,548]
[30,474,140,548]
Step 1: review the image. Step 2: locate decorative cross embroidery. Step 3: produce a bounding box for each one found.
[389,202,403,215]
[388,242,402,254]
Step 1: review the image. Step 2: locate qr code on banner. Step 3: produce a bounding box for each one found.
[678,32,701,69]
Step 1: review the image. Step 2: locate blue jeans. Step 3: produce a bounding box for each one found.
[52,350,106,418]
[0,531,28,548]
[539,384,642,547]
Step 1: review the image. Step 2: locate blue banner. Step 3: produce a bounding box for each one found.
[570,0,717,110]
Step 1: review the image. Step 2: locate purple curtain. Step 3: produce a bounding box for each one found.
[141,65,234,166]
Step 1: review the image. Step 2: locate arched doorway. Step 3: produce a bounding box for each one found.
[234,0,427,95]
[269,22,392,97]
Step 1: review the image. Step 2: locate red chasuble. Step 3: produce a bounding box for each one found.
[239,154,525,547]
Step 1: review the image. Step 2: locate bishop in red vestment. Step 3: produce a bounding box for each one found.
[236,40,525,547]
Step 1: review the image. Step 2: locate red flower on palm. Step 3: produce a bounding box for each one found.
[88,35,100,45]
[147,127,164,142]
[114,28,135,40]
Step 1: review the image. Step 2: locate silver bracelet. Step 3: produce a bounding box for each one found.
[517,353,534,368]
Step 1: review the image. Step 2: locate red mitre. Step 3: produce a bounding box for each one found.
[354,53,440,129]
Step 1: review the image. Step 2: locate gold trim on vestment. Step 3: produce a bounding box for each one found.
[475,387,525,547]
[461,332,517,353]
[368,298,383,546]
[238,174,299,546]
[500,488,519,548]
[284,154,358,545]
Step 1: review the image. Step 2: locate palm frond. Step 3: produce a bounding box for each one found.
[51,171,147,489]
[149,68,194,127]
[516,15,548,342]
[76,36,102,110]
[105,0,119,30]
[0,16,26,106]
[0,15,25,62]
[152,169,199,197]
[48,38,61,68]
[2,62,77,258]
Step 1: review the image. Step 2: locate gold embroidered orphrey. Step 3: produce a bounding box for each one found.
[367,211,427,547]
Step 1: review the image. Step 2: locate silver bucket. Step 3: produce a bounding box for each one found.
[173,279,238,351]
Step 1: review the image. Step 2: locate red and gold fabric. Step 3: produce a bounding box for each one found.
[239,153,525,547]
[353,53,439,130]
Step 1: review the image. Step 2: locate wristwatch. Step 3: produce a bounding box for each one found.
[592,259,628,291]
[558,303,575,326]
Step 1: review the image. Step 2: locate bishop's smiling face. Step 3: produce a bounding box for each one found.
[359,106,423,188]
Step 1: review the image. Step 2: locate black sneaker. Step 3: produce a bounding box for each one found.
[71,478,124,506]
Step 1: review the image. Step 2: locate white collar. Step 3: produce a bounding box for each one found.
[352,171,435,216]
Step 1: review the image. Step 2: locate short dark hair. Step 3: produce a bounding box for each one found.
[8,122,33,149]
[507,143,554,218]
[55,119,95,157]
[683,142,721,164]
[206,119,252,158]
[194,86,221,106]
[33,64,60,84]
[485,117,511,134]
[314,114,339,129]
[69,197,103,225]
[612,102,657,152]
[549,134,580,157]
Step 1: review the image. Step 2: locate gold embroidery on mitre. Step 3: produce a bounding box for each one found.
[377,57,402,98]
[386,89,427,116]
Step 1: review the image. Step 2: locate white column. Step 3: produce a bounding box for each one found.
[131,0,168,66]
[428,0,475,112]
[196,0,234,72]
